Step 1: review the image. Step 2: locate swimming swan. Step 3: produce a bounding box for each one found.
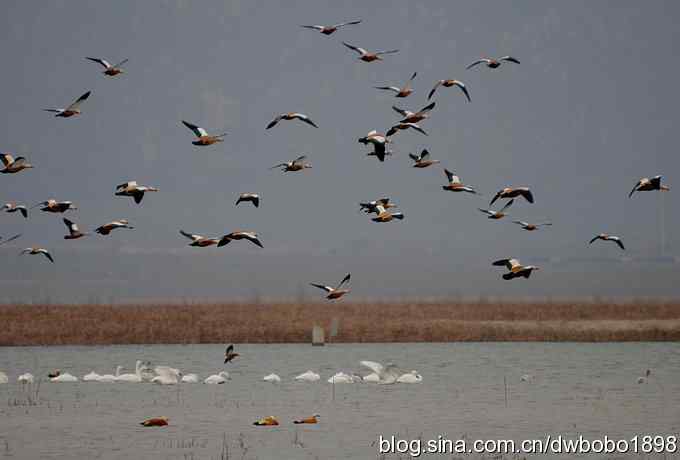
[151,366,181,385]
[50,372,78,382]
[83,371,102,381]
[327,372,359,383]
[396,370,423,383]
[263,373,281,383]
[181,373,199,383]
[294,370,320,382]
[98,366,123,383]
[204,371,230,384]
[362,372,380,383]
[0,372,7,384]
[18,373,34,383]
[360,361,399,385]
[116,360,145,382]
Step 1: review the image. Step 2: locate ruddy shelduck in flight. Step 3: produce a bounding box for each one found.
[409,149,440,168]
[3,202,28,218]
[467,56,520,70]
[300,19,361,35]
[428,79,470,102]
[44,91,91,117]
[490,187,534,206]
[0,234,21,246]
[513,221,552,231]
[343,42,399,62]
[359,197,396,214]
[270,155,312,172]
[95,219,133,235]
[629,175,670,198]
[266,113,318,130]
[310,273,351,300]
[371,205,404,223]
[442,169,477,194]
[115,181,159,204]
[392,102,436,124]
[219,231,263,248]
[182,120,227,146]
[358,131,391,162]
[85,57,129,76]
[589,233,625,250]
[224,344,239,364]
[235,193,260,208]
[20,247,54,263]
[386,122,427,137]
[63,218,87,240]
[33,200,77,213]
[0,154,33,174]
[180,230,220,247]
[493,258,539,280]
[375,72,417,98]
[479,200,514,219]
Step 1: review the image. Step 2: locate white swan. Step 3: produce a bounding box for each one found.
[50,372,78,382]
[151,366,181,385]
[98,366,123,383]
[362,372,380,383]
[294,370,320,382]
[396,371,422,383]
[181,373,199,383]
[637,369,651,384]
[360,361,399,385]
[138,361,156,382]
[520,374,534,383]
[263,373,281,383]
[327,372,358,383]
[18,373,34,384]
[204,371,230,384]
[0,372,7,384]
[116,360,145,382]
[83,371,101,382]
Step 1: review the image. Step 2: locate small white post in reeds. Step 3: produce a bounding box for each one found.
[312,324,325,346]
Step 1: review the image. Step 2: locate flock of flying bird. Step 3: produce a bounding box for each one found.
[0,17,672,290]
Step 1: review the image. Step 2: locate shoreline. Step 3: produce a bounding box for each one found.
[2,301,679,346]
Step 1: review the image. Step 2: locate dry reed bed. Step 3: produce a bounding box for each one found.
[1,301,680,345]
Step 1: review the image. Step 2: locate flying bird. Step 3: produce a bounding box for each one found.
[371,205,404,223]
[359,198,396,214]
[182,120,227,146]
[629,175,670,197]
[492,258,540,280]
[386,122,427,137]
[218,231,263,248]
[0,154,33,174]
[224,344,239,364]
[33,200,77,213]
[428,79,470,102]
[358,131,391,162]
[479,200,514,219]
[490,187,534,206]
[589,233,625,250]
[266,113,318,130]
[0,234,22,246]
[21,247,54,263]
[300,19,361,35]
[467,56,520,70]
[392,102,435,124]
[63,218,87,240]
[85,57,129,76]
[342,42,399,62]
[235,193,260,208]
[3,203,28,218]
[270,155,312,172]
[310,273,351,300]
[409,149,439,168]
[95,219,133,235]
[513,221,552,231]
[442,169,477,194]
[44,91,91,117]
[375,72,417,98]
[179,230,220,247]
[115,181,159,204]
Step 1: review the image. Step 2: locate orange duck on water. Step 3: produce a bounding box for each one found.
[141,417,168,427]
[293,414,320,424]
[253,416,279,426]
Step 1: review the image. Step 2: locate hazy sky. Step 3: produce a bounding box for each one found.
[1,1,678,302]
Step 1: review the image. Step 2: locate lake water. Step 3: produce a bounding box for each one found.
[1,343,679,459]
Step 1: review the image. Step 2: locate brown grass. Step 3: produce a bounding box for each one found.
[1,300,680,345]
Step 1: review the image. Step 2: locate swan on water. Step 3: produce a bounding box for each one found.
[327,372,359,383]
[50,372,78,382]
[396,370,423,383]
[116,360,145,382]
[83,371,101,382]
[520,374,534,383]
[181,373,199,383]
[263,373,281,383]
[0,372,7,384]
[98,366,123,383]
[360,361,399,384]
[362,372,380,383]
[637,369,651,384]
[18,373,34,384]
[151,366,181,385]
[204,371,230,384]
[294,370,320,382]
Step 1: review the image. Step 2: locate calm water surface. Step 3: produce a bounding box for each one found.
[1,343,679,459]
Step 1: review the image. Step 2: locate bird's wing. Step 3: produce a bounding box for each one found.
[375,86,400,92]
[11,157,29,168]
[650,175,663,188]
[455,81,471,102]
[375,49,399,56]
[519,188,534,203]
[629,180,642,198]
[217,236,231,247]
[499,199,514,212]
[391,106,407,117]
[113,58,129,68]
[266,115,282,129]
[420,149,430,160]
[466,59,488,70]
[444,169,456,183]
[499,56,521,64]
[427,81,442,100]
[179,230,201,241]
[612,237,625,250]
[537,222,553,227]
[360,360,384,376]
[478,209,494,216]
[242,233,263,248]
[300,24,324,31]
[408,153,419,162]
[409,124,428,136]
[294,155,308,162]
[0,234,21,246]
[342,42,365,55]
[0,154,14,166]
[43,109,63,113]
[334,19,362,28]
[63,218,77,233]
[336,273,351,289]
[182,120,207,137]
[66,91,91,111]
[225,344,234,356]
[40,249,54,263]
[489,192,501,206]
[513,221,528,227]
[293,113,318,128]
[310,283,333,293]
[269,163,288,170]
[417,101,435,115]
[85,57,111,68]
[589,236,600,244]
